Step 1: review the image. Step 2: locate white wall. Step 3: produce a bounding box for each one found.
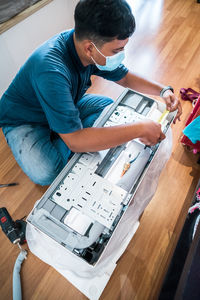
[0,0,78,97]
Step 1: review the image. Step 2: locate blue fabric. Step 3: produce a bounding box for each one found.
[0,29,128,133]
[183,116,200,144]
[2,94,113,185]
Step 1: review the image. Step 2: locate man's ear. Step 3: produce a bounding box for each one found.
[83,41,94,58]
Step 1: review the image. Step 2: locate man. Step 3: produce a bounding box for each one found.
[0,0,182,185]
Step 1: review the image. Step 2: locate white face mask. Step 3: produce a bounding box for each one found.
[91,42,125,71]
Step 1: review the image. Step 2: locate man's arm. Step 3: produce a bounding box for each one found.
[59,119,165,153]
[116,71,182,123]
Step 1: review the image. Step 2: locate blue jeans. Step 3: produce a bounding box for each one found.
[2,94,113,185]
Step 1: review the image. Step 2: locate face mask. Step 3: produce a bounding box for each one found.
[91,42,125,71]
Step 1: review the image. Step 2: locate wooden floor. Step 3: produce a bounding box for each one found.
[0,0,200,299]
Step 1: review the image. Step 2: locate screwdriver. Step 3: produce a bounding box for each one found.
[0,183,18,188]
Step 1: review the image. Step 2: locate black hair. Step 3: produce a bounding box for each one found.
[74,0,135,45]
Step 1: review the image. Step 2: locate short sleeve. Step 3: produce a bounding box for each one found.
[92,64,128,81]
[33,71,82,134]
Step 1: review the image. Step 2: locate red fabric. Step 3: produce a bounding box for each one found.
[184,97,200,126]
[180,88,200,102]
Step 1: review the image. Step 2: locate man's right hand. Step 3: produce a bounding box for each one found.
[137,119,166,146]
[60,119,166,153]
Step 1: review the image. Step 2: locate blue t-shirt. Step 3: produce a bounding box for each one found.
[0,29,128,134]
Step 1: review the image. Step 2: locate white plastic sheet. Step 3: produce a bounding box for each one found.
[26,128,172,300]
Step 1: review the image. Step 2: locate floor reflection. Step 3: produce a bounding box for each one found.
[125,0,164,77]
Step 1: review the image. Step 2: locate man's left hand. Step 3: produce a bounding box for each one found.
[162,89,182,123]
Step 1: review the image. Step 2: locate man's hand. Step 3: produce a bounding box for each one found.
[116,71,182,124]
[60,118,166,152]
[162,90,182,123]
[138,119,166,146]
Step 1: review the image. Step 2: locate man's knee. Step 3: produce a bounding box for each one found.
[97,96,114,111]
[103,97,114,105]
[81,96,114,128]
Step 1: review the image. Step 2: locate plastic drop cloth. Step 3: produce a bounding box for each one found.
[26,128,172,300]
